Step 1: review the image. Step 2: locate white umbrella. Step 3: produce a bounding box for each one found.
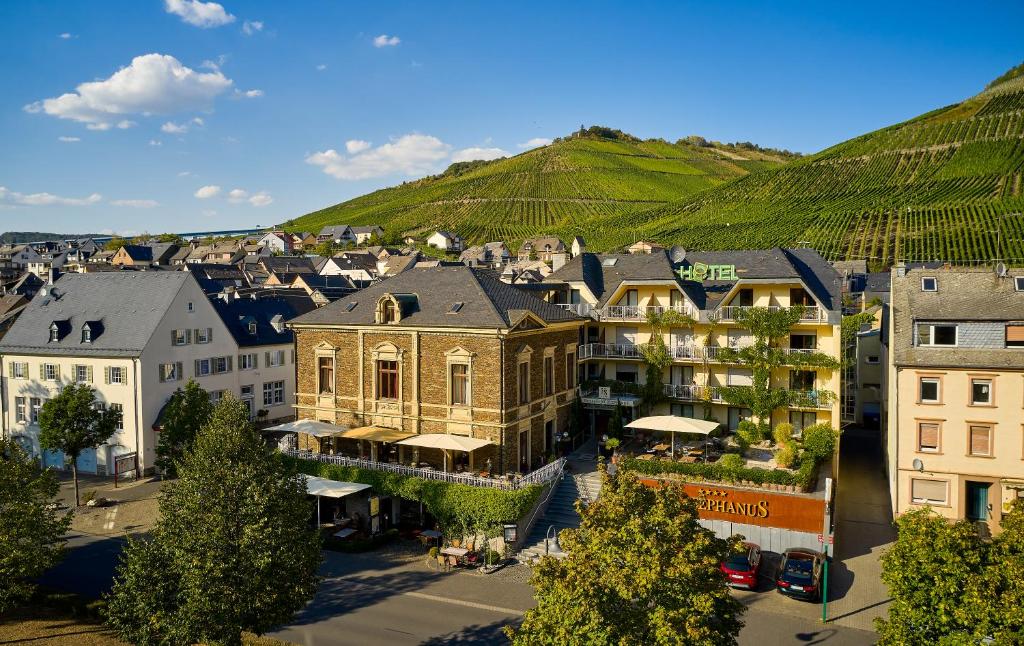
[303,476,371,526]
[396,434,493,472]
[265,419,347,438]
[625,416,720,457]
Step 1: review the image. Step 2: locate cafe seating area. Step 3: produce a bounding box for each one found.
[617,431,726,464]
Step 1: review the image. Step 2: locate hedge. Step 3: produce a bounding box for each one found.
[282,455,543,533]
[621,452,822,492]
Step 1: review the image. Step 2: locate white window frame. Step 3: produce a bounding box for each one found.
[75,364,90,383]
[263,380,285,406]
[1015,276,1024,292]
[919,377,940,403]
[172,329,190,346]
[910,478,948,505]
[30,397,42,425]
[239,353,257,370]
[159,363,180,383]
[15,396,27,423]
[267,350,285,367]
[109,366,125,384]
[12,362,28,379]
[921,277,937,292]
[195,358,211,377]
[970,378,993,405]
[917,323,958,347]
[43,363,58,381]
[213,356,232,374]
[195,328,212,344]
[110,402,124,430]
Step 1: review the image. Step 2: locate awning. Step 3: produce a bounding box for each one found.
[396,434,493,452]
[340,426,414,443]
[625,416,720,436]
[265,419,347,438]
[304,476,371,498]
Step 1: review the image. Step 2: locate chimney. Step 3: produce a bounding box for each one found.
[551,252,568,272]
[47,267,60,285]
[894,262,907,278]
[221,286,236,303]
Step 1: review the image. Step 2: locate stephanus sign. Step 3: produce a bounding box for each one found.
[695,487,769,519]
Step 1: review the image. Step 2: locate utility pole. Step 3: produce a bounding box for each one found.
[822,476,833,623]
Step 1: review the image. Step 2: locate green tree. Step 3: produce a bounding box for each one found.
[0,440,72,612]
[154,379,215,477]
[38,384,121,506]
[972,500,1024,642]
[717,307,839,433]
[105,396,322,646]
[507,468,743,645]
[313,240,338,258]
[103,236,128,251]
[638,310,695,413]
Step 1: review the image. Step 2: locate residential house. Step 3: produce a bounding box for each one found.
[627,240,665,255]
[317,225,355,245]
[111,245,155,267]
[27,251,69,278]
[295,232,318,250]
[0,244,42,269]
[518,237,566,262]
[258,231,294,254]
[542,247,843,434]
[291,274,357,306]
[288,265,584,472]
[884,266,1024,536]
[427,230,462,253]
[319,254,377,286]
[351,225,384,244]
[376,254,417,278]
[460,242,510,268]
[260,256,317,287]
[570,236,586,258]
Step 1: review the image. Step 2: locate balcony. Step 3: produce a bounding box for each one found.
[711,305,826,323]
[578,343,645,360]
[663,383,723,402]
[662,384,833,410]
[555,303,595,318]
[596,304,695,322]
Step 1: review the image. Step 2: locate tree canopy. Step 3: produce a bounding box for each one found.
[105,396,322,646]
[507,468,743,645]
[38,383,120,505]
[154,379,215,477]
[877,501,1024,644]
[0,440,72,613]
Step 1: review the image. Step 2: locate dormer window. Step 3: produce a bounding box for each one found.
[248,321,258,335]
[1015,276,1024,292]
[81,324,92,343]
[376,295,400,324]
[49,323,59,343]
[921,277,937,292]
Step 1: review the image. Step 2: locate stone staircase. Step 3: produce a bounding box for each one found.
[519,442,602,562]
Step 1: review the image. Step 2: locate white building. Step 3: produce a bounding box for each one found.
[0,272,298,475]
[427,230,462,252]
[257,231,293,254]
[350,225,384,244]
[0,244,42,269]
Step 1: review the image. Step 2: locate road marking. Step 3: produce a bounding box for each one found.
[340,579,526,616]
[103,507,119,531]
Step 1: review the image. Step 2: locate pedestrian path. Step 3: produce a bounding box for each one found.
[518,439,602,561]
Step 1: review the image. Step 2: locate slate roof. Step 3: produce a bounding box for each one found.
[318,225,352,238]
[891,267,1024,369]
[544,247,841,312]
[290,265,581,329]
[211,296,300,347]
[260,256,316,274]
[120,245,153,262]
[0,272,191,356]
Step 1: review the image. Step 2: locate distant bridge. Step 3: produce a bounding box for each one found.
[29,226,270,246]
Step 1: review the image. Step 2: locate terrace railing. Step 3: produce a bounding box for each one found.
[662,383,723,401]
[711,305,825,322]
[578,343,645,360]
[285,449,565,490]
[597,304,694,321]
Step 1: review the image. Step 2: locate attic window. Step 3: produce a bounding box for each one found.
[1015,276,1024,292]
[345,302,357,312]
[248,321,258,335]
[921,277,937,292]
[49,323,59,343]
[602,258,617,267]
[449,302,464,313]
[81,325,92,343]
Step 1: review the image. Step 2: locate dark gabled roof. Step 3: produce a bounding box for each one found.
[351,225,383,234]
[120,245,153,262]
[544,251,675,306]
[864,272,891,294]
[210,296,300,347]
[0,272,191,356]
[297,274,357,291]
[186,263,250,294]
[290,265,581,329]
[259,256,316,274]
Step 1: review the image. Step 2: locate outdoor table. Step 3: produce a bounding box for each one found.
[636,453,655,461]
[680,456,698,463]
[333,528,357,539]
[441,546,470,569]
[652,443,670,452]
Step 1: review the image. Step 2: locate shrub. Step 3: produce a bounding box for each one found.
[796,454,820,491]
[428,546,439,560]
[605,438,621,451]
[802,424,838,460]
[733,431,750,454]
[736,420,761,447]
[774,442,798,469]
[486,549,502,566]
[718,454,745,471]
[772,423,794,446]
[620,456,798,487]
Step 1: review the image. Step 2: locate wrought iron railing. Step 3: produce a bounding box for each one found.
[285,449,565,490]
[597,304,694,321]
[662,383,723,401]
[711,305,825,322]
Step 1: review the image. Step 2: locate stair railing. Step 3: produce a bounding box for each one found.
[518,460,566,557]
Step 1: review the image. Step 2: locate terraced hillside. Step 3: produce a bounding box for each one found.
[637,68,1024,266]
[287,135,790,249]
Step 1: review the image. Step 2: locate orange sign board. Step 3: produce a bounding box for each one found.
[639,478,825,533]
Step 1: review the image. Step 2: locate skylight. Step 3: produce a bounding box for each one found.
[345,302,357,312]
[921,277,937,292]
[602,258,617,267]
[449,302,464,313]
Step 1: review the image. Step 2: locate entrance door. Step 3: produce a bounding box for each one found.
[43,449,65,470]
[966,481,990,523]
[76,447,97,474]
[519,429,530,472]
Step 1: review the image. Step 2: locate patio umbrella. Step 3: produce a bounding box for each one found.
[625,416,720,457]
[396,434,493,472]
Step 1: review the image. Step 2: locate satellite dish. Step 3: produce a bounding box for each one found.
[670,246,687,264]
[912,458,924,472]
[996,262,1008,277]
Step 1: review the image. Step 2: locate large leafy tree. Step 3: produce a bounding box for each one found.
[717,307,839,433]
[876,501,1024,645]
[38,383,121,506]
[105,396,322,646]
[0,440,72,612]
[154,379,215,477]
[507,467,743,645]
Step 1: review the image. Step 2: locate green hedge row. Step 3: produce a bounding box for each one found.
[621,453,821,492]
[282,455,543,533]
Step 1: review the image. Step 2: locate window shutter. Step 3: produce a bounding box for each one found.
[226,356,232,371]
[186,329,192,344]
[253,354,259,369]
[104,366,111,384]
[1007,325,1024,343]
[7,363,13,378]
[265,351,271,366]
[54,365,60,380]
[87,366,93,383]
[918,423,939,449]
[159,365,165,383]
[176,362,183,380]
[970,425,991,455]
[911,479,947,503]
[172,329,177,345]
[207,327,213,342]
[290,349,295,364]
[194,359,201,376]
[39,363,44,379]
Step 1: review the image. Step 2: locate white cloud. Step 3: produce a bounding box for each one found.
[150,139,163,146]
[227,188,248,203]
[191,116,204,126]
[24,53,232,130]
[345,139,371,154]
[178,170,193,177]
[111,199,159,208]
[234,88,263,98]
[202,209,217,217]
[248,191,273,207]
[518,137,552,149]
[194,185,221,199]
[161,121,188,134]
[241,20,263,35]
[164,0,235,28]
[58,33,74,39]
[451,146,510,163]
[373,34,400,47]
[0,186,102,207]
[306,134,451,180]
[58,136,81,143]
[316,64,327,71]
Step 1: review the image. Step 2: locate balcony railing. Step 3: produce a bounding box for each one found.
[663,383,723,402]
[597,304,694,321]
[711,305,825,322]
[662,384,833,410]
[555,303,595,318]
[578,343,645,360]
[285,449,565,490]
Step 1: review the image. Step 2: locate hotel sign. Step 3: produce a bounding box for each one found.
[695,487,769,519]
[678,262,737,282]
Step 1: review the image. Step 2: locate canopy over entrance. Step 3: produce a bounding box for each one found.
[340,426,414,443]
[266,419,347,438]
[304,476,371,498]
[396,434,494,472]
[625,416,719,435]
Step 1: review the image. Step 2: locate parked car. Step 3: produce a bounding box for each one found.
[720,542,761,590]
[775,548,826,601]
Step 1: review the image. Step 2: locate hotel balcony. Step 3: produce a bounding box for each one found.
[662,383,723,402]
[597,304,695,322]
[710,305,826,323]
[578,342,745,363]
[662,383,833,410]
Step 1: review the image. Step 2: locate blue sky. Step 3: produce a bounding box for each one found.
[1,1,1021,235]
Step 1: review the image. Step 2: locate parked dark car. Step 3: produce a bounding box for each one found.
[720,542,761,590]
[775,548,826,601]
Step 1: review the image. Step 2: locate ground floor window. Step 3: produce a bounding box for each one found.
[910,478,948,505]
[727,407,751,431]
[789,411,817,437]
[670,403,694,418]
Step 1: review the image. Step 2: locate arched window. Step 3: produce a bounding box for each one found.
[81,325,92,343]
[383,299,397,323]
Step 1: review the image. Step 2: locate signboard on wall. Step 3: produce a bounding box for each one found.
[678,262,737,282]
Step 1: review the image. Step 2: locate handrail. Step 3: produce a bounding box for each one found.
[286,449,565,490]
[519,460,566,554]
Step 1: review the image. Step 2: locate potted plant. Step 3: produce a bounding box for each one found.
[606,437,621,464]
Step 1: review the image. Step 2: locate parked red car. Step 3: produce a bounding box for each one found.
[720,542,761,590]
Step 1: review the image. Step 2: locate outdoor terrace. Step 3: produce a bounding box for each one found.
[710,305,826,322]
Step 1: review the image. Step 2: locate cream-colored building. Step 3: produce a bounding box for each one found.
[542,248,843,433]
[0,272,298,474]
[886,266,1024,535]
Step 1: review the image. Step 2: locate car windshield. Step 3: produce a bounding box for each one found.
[725,553,751,570]
[783,557,813,581]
